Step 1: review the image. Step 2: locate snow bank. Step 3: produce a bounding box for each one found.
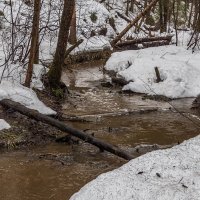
[105,45,200,98]
[70,135,200,200]
[71,36,111,55]
[0,64,47,90]
[0,81,56,115]
[0,119,10,131]
[0,63,55,115]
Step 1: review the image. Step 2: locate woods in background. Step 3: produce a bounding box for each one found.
[1,0,200,90]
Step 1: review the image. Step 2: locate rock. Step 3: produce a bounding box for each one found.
[191,94,200,109]
[111,76,129,86]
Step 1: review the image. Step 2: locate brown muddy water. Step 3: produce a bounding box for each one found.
[0,61,200,200]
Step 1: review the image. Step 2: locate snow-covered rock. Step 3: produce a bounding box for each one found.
[105,45,200,98]
[70,134,200,200]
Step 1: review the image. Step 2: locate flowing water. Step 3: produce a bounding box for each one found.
[0,61,200,200]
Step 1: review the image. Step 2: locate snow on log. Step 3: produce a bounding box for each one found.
[116,35,173,48]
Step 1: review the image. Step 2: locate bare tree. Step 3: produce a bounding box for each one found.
[24,0,41,87]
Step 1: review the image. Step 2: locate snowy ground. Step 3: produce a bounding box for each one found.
[0,63,56,131]
[70,134,200,200]
[71,36,111,55]
[0,62,56,114]
[0,80,56,115]
[105,45,200,99]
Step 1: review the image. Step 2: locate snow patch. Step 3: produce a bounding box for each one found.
[105,45,200,98]
[71,36,111,55]
[0,81,56,115]
[0,119,10,131]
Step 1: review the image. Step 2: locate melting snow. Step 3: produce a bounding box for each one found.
[0,119,10,131]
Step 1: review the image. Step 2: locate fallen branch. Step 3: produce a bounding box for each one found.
[65,39,84,57]
[111,0,159,46]
[116,11,131,23]
[0,99,134,161]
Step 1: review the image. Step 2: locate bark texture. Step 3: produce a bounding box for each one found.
[48,0,75,88]
[24,0,41,87]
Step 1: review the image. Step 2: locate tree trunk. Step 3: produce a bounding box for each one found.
[24,0,41,87]
[34,33,39,64]
[48,0,75,88]
[69,6,77,44]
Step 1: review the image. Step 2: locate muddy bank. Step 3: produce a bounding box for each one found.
[0,104,64,150]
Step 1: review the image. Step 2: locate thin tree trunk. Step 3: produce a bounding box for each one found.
[69,6,77,44]
[163,0,169,32]
[188,0,194,28]
[34,33,39,64]
[24,0,41,87]
[126,0,130,16]
[159,0,164,33]
[48,0,75,88]
[130,0,135,12]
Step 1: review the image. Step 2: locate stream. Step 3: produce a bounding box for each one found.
[0,61,200,200]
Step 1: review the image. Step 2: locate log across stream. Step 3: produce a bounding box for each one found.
[0,99,134,161]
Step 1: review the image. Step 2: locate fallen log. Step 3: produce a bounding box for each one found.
[65,39,84,57]
[116,35,173,47]
[0,99,134,161]
[142,40,170,48]
[64,48,111,65]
